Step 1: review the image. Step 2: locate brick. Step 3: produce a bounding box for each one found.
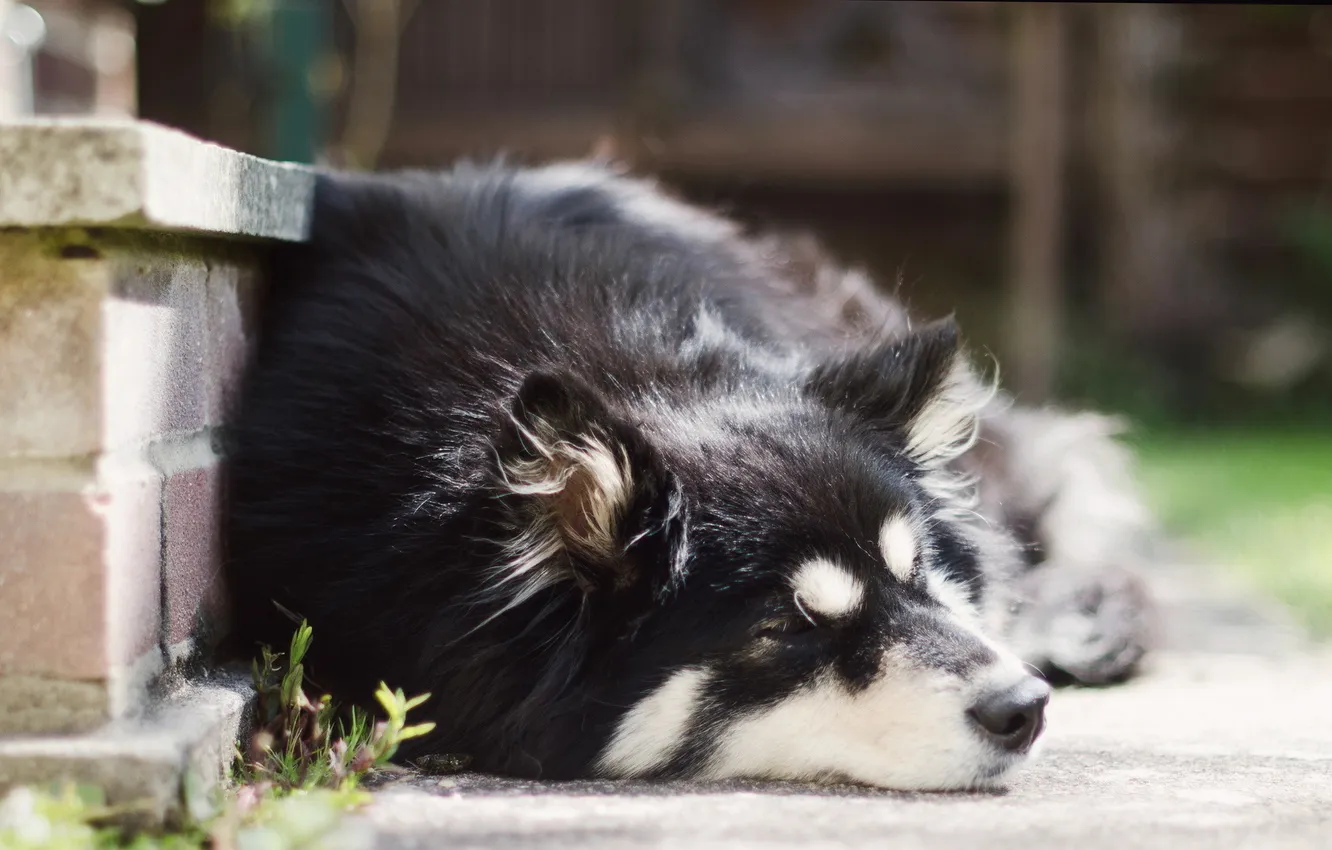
[162,448,227,650]
[0,678,114,737]
[0,483,107,681]
[102,456,168,675]
[102,249,209,444]
[0,457,161,683]
[203,261,263,426]
[0,231,263,459]
[0,454,163,733]
[0,232,108,459]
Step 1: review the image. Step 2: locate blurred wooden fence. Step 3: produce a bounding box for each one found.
[124,1,1332,403]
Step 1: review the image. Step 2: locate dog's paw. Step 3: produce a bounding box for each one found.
[1008,562,1155,686]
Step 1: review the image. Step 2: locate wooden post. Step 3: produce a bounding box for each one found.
[620,0,688,167]
[1007,2,1067,403]
[337,0,419,170]
[1092,3,1180,340]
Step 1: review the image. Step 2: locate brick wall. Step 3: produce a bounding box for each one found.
[0,120,310,735]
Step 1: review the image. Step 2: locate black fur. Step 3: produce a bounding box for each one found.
[225,162,1154,781]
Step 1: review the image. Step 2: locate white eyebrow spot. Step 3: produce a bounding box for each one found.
[791,559,864,619]
[879,515,918,582]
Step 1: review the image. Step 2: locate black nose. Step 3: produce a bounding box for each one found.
[967,677,1051,753]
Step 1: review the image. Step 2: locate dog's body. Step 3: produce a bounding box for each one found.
[225,162,1154,790]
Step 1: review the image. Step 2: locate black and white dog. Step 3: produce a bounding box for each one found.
[225,161,1155,790]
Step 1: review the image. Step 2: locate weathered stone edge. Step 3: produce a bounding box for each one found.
[0,119,314,242]
[0,667,253,826]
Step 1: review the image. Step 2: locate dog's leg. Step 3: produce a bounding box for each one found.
[961,405,1158,685]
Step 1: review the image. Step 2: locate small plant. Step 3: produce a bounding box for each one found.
[235,619,437,795]
[0,622,438,849]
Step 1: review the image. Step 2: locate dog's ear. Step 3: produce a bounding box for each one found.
[804,318,990,467]
[495,371,687,593]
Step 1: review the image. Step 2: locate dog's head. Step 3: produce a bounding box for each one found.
[482,318,1048,790]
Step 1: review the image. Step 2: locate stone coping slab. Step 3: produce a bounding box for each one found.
[0,119,313,241]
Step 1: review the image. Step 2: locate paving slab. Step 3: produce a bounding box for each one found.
[353,562,1332,849]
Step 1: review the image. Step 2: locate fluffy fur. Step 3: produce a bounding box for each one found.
[224,160,1155,790]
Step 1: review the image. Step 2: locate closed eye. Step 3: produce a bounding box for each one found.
[752,615,817,640]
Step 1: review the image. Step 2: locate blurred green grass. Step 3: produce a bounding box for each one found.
[1129,430,1332,637]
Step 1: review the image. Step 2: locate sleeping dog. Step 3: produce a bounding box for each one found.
[225,161,1155,790]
